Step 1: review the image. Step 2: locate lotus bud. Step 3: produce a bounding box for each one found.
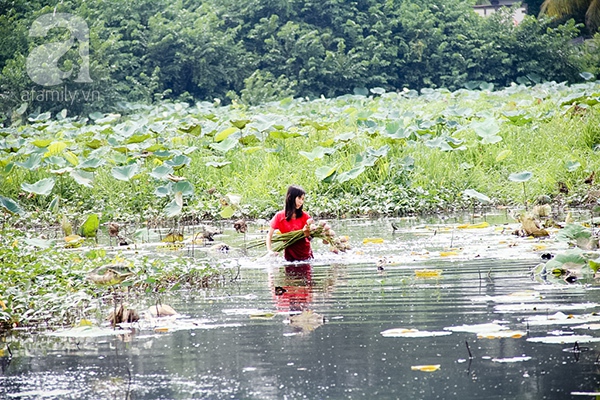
[319,220,327,227]
[323,223,331,231]
[327,229,336,237]
[306,218,314,225]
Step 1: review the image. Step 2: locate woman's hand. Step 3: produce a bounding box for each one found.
[303,223,311,238]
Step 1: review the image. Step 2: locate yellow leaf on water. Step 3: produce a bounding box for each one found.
[457,222,490,229]
[65,234,83,242]
[0,300,6,310]
[154,327,169,333]
[162,232,184,243]
[411,365,441,372]
[250,312,275,319]
[440,251,459,257]
[64,234,84,248]
[363,238,384,244]
[532,244,547,251]
[415,269,442,278]
[78,319,93,327]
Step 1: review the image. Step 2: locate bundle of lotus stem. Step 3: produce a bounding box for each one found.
[249,219,350,253]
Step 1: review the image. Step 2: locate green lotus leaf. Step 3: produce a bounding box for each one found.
[150,164,174,179]
[80,213,99,238]
[165,155,191,171]
[210,137,238,153]
[315,165,337,183]
[336,165,365,183]
[0,195,24,215]
[463,189,491,204]
[299,146,335,161]
[21,177,55,195]
[508,171,533,182]
[164,197,182,218]
[215,127,239,142]
[111,164,139,181]
[565,161,581,172]
[172,181,194,197]
[70,170,94,188]
[16,154,42,170]
[79,157,105,171]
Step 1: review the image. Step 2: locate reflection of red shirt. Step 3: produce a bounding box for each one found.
[270,210,313,262]
[274,264,313,312]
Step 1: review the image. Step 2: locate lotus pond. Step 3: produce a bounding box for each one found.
[2,214,600,399]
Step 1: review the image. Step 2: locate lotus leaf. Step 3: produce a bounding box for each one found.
[21,178,55,195]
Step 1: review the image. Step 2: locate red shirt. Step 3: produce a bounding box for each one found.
[270,210,313,262]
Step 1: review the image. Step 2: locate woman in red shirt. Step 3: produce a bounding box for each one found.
[266,185,313,262]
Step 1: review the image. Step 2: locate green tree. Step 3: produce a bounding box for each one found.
[539,0,600,34]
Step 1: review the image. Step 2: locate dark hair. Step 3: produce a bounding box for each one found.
[284,185,305,221]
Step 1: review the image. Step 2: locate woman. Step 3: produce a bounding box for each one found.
[266,185,313,262]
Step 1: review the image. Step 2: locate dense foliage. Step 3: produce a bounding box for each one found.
[0,0,593,119]
[2,80,600,223]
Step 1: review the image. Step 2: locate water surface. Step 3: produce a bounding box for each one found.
[2,215,600,399]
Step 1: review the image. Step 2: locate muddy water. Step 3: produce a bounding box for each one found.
[2,215,600,399]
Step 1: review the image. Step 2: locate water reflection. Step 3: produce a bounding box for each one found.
[3,216,600,399]
[271,263,313,313]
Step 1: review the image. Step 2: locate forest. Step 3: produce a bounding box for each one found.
[1,0,598,120]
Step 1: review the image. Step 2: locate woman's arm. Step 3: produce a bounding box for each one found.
[266,227,276,253]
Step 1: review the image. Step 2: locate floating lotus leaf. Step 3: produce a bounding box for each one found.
[381,328,451,338]
[478,330,527,339]
[47,325,132,338]
[87,263,133,286]
[525,311,600,326]
[444,323,508,333]
[527,335,600,344]
[492,356,532,363]
[415,269,442,278]
[411,365,440,372]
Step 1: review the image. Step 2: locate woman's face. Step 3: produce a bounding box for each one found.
[295,194,305,209]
